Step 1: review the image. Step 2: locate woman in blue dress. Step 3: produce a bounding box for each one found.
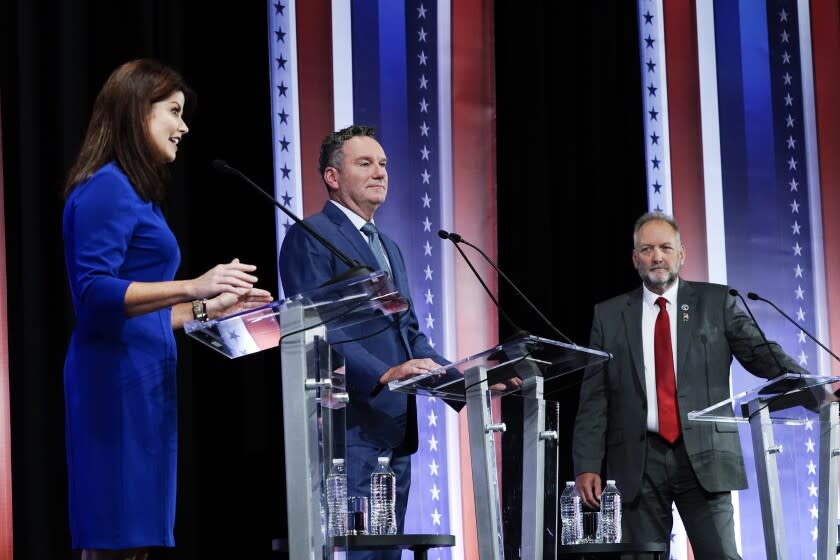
[61,59,272,560]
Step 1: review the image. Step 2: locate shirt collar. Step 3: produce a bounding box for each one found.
[329,199,374,232]
[642,277,680,307]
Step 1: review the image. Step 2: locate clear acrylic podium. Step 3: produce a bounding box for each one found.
[688,373,840,560]
[389,335,611,560]
[186,271,412,558]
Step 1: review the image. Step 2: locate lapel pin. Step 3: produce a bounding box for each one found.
[682,312,689,322]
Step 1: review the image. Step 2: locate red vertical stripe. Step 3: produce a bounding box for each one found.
[0,95,13,560]
[663,6,701,557]
[452,0,497,557]
[452,0,498,360]
[664,0,709,283]
[296,1,334,216]
[810,0,840,370]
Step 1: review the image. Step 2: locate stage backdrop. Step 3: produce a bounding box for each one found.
[0,92,12,560]
[266,1,497,558]
[639,0,840,558]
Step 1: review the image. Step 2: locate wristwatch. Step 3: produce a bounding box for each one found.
[191,299,209,321]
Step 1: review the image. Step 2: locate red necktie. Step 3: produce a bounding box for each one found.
[654,297,680,443]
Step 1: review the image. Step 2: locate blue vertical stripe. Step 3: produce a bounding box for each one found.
[715,0,750,253]
[351,1,381,126]
[376,0,412,237]
[350,0,451,547]
[715,1,818,556]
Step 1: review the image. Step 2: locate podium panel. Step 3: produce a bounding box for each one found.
[388,335,611,400]
[392,335,610,559]
[187,272,414,558]
[184,270,407,358]
[688,373,840,560]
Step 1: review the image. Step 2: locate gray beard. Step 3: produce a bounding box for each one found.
[642,271,678,293]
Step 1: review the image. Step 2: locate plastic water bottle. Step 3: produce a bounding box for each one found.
[599,479,622,543]
[370,456,397,535]
[325,458,348,536]
[560,481,583,544]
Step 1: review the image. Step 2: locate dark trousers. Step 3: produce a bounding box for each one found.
[345,444,412,560]
[622,434,741,560]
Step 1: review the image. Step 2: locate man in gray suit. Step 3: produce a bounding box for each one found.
[573,211,809,559]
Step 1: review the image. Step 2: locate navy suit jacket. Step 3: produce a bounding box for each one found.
[572,280,809,502]
[279,201,447,452]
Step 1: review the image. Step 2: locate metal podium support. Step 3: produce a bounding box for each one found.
[817,401,839,560]
[464,364,505,560]
[520,375,550,560]
[279,303,327,560]
[746,399,786,560]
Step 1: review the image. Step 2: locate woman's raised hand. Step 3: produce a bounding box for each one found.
[189,258,260,299]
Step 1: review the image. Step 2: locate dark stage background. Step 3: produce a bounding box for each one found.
[0,1,646,558]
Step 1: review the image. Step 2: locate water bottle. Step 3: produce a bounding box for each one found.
[560,481,583,544]
[369,456,397,535]
[599,479,622,543]
[325,458,348,536]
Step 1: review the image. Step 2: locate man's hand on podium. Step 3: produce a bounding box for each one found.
[489,376,523,392]
[379,358,444,384]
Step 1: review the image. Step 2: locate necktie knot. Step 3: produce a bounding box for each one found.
[361,222,378,237]
[655,296,668,311]
[361,222,391,275]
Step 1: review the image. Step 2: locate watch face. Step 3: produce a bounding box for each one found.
[192,300,206,320]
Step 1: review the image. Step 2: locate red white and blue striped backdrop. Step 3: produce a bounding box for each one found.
[267,2,497,558]
[640,0,840,558]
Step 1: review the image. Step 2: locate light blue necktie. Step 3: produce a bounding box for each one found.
[361,222,392,276]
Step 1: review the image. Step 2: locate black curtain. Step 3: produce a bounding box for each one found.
[2,2,282,558]
[494,3,646,555]
[0,1,645,558]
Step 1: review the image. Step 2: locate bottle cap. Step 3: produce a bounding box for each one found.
[565,481,575,486]
[377,456,390,465]
[606,479,616,485]
[333,458,344,465]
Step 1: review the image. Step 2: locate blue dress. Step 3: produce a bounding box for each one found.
[63,162,180,548]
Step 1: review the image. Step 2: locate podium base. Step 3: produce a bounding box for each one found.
[334,534,455,559]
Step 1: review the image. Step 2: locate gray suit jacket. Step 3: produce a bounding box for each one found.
[572,280,808,502]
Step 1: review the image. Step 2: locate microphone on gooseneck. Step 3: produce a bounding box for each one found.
[728,287,814,417]
[728,288,788,378]
[747,291,840,365]
[439,229,573,344]
[211,160,374,285]
[437,230,528,338]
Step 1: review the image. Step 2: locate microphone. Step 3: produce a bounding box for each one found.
[728,288,788,378]
[747,291,840,364]
[439,229,572,343]
[437,231,527,338]
[439,230,463,243]
[728,287,817,416]
[211,160,374,285]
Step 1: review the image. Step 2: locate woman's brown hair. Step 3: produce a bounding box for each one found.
[64,59,195,203]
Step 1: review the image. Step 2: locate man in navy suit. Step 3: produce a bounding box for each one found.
[279,125,448,558]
